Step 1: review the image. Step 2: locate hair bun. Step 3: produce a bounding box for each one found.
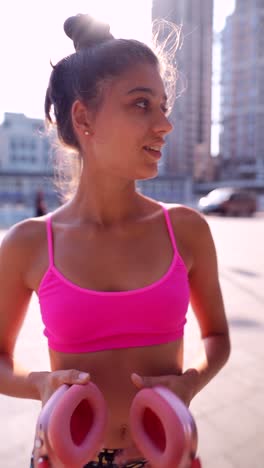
[64,14,114,51]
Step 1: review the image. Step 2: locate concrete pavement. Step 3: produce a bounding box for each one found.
[188,216,264,467]
[0,216,264,467]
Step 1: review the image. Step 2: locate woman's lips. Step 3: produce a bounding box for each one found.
[143,147,162,159]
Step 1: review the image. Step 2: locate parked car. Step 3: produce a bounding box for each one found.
[198,188,257,216]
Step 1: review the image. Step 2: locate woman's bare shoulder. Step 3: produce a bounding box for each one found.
[164,203,209,231]
[0,216,49,259]
[163,203,213,254]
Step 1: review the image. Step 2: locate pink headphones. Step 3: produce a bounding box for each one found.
[34,382,201,468]
[130,386,200,468]
[34,382,107,467]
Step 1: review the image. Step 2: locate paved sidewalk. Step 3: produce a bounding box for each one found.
[0,218,264,467]
[188,218,264,467]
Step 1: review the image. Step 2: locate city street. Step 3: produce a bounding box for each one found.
[0,215,263,468]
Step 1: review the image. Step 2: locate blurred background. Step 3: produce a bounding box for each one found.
[0,1,263,468]
[1,0,264,223]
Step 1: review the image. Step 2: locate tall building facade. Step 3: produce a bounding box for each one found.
[220,0,264,182]
[0,113,50,173]
[0,112,58,210]
[152,0,214,182]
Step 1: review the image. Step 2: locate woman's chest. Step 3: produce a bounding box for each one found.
[37,218,190,353]
[27,210,192,293]
[52,224,176,292]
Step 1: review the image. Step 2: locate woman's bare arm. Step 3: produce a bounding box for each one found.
[0,221,42,399]
[171,207,231,398]
[0,220,91,404]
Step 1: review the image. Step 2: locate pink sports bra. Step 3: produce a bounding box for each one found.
[38,203,190,353]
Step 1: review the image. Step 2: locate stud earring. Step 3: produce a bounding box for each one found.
[84,130,90,135]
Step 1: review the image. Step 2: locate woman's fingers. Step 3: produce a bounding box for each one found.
[49,369,90,386]
[40,369,91,405]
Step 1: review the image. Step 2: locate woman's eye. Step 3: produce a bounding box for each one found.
[136,99,149,109]
[135,99,169,115]
[136,99,169,115]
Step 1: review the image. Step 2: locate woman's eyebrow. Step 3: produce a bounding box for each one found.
[127,87,167,102]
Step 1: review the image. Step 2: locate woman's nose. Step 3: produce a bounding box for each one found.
[152,112,173,136]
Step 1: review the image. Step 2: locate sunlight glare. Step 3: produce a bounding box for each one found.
[61,0,152,43]
[83,0,152,40]
[49,0,152,66]
[0,0,152,121]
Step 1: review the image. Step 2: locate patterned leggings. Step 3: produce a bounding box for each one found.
[30,448,147,467]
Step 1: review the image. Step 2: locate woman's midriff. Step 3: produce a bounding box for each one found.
[49,339,183,449]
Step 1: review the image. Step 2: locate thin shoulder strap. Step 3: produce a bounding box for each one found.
[46,214,54,266]
[159,202,178,253]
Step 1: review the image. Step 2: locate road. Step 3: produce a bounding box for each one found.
[0,215,263,468]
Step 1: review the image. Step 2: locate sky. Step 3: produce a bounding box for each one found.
[0,0,236,152]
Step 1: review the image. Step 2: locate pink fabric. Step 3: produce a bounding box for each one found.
[38,203,190,353]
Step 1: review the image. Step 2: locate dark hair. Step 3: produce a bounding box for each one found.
[45,14,181,199]
[45,14,159,151]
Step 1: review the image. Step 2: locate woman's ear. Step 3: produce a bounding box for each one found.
[71,99,93,137]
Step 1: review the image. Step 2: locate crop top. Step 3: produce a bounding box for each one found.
[37,203,190,353]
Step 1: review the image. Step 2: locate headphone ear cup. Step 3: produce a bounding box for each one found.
[36,382,108,468]
[129,386,198,468]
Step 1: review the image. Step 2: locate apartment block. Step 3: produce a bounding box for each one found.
[0,112,57,207]
[220,0,264,181]
[152,0,214,182]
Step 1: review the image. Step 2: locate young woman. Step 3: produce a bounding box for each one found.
[0,14,230,468]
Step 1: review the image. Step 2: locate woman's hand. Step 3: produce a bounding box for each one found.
[131,368,199,408]
[30,369,90,406]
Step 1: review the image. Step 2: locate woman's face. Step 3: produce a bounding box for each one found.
[88,62,173,180]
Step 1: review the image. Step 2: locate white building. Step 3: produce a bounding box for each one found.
[0,113,58,217]
[0,113,51,173]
